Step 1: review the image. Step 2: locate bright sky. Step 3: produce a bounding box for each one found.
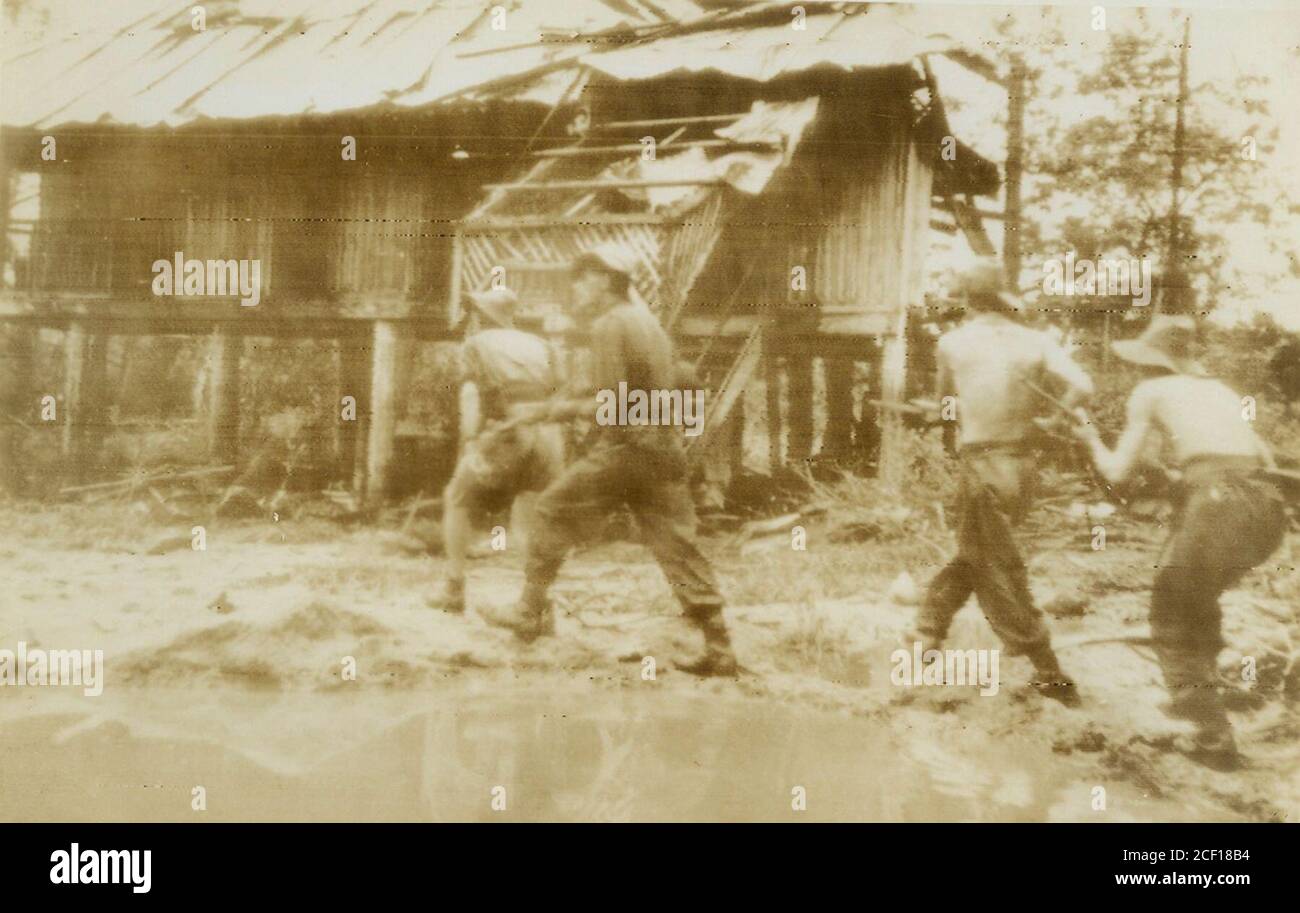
[903,0,1300,328]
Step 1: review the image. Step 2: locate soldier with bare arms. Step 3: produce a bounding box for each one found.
[1073,315,1287,769]
[907,260,1093,706]
[430,288,564,615]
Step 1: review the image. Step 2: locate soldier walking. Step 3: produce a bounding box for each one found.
[479,243,739,677]
[430,288,564,615]
[907,260,1093,706]
[1072,314,1287,769]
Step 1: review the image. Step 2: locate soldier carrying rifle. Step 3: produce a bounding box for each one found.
[479,243,740,677]
[905,260,1093,706]
[1071,314,1288,770]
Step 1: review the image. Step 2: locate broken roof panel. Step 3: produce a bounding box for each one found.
[5,1,183,129]
[186,1,486,121]
[582,5,948,83]
[1,1,998,136]
[1,0,694,129]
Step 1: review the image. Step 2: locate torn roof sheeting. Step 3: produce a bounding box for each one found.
[618,97,820,211]
[2,1,1001,142]
[581,3,950,84]
[1,0,700,129]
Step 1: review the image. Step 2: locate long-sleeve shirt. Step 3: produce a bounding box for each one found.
[585,299,684,450]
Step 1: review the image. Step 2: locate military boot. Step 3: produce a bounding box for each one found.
[1173,728,1242,772]
[675,608,740,678]
[428,578,466,614]
[1027,647,1082,708]
[478,582,550,644]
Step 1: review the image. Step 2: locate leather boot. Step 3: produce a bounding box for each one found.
[1172,728,1242,772]
[428,578,466,614]
[1027,646,1082,708]
[675,608,740,678]
[479,582,549,643]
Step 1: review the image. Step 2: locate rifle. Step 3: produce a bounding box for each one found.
[1018,379,1175,503]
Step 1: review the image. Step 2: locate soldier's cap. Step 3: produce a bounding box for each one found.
[570,242,638,279]
[1112,314,1205,375]
[954,259,1019,312]
[467,287,519,328]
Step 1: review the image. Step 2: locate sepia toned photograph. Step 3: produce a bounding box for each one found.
[1,0,1297,877]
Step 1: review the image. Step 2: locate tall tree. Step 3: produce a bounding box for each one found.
[1030,9,1287,319]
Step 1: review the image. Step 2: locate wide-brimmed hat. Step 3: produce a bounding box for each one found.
[1112,314,1204,375]
[467,287,519,328]
[570,242,638,278]
[953,259,1019,311]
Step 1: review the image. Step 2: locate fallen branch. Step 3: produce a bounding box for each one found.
[60,465,235,496]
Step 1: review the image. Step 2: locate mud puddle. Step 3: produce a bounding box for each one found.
[0,683,1201,822]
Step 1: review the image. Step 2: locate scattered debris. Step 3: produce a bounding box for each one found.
[1044,592,1088,618]
[207,592,235,615]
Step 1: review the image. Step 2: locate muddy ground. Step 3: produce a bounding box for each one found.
[0,493,1296,822]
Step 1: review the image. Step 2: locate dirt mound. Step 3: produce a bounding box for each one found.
[114,600,397,689]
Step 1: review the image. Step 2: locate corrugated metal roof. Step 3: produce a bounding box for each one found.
[1,0,698,128]
[582,4,948,83]
[2,1,998,137]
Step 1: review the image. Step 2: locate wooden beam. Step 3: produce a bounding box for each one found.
[675,312,896,342]
[463,213,666,229]
[340,328,372,492]
[824,356,855,459]
[206,327,242,464]
[763,329,783,473]
[1,325,36,493]
[364,320,402,505]
[786,352,814,464]
[482,178,725,193]
[878,314,909,487]
[531,139,778,159]
[729,397,745,480]
[931,197,1007,221]
[947,195,997,257]
[60,323,85,464]
[592,113,746,131]
[61,321,108,482]
[689,324,762,451]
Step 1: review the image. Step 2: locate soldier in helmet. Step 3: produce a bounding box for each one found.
[479,243,740,677]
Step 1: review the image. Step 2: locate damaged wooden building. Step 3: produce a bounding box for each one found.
[0,0,1002,502]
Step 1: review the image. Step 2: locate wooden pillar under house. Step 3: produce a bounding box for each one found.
[364,319,405,505]
[785,352,814,466]
[61,321,109,482]
[824,356,855,460]
[763,331,783,474]
[206,326,242,464]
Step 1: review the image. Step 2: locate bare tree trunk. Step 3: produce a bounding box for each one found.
[1004,54,1027,289]
[1164,14,1191,314]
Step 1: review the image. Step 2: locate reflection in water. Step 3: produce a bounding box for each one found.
[0,685,1188,822]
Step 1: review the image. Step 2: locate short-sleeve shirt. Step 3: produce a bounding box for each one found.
[462,328,555,417]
